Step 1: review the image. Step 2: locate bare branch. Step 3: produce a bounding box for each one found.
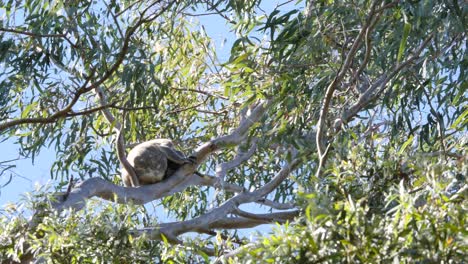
[116,115,140,186]
[233,207,299,223]
[52,165,195,212]
[194,174,296,210]
[173,87,228,100]
[250,158,300,198]
[142,159,298,240]
[256,198,296,210]
[138,211,299,239]
[196,174,245,193]
[192,100,271,164]
[339,33,434,126]
[315,1,380,173]
[0,27,66,38]
[216,139,257,185]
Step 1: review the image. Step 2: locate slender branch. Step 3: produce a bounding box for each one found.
[104,2,125,39]
[202,0,236,24]
[66,104,115,116]
[173,87,228,100]
[256,198,296,210]
[420,79,448,159]
[277,0,295,8]
[216,140,257,186]
[192,100,271,164]
[233,207,299,223]
[116,0,145,17]
[111,104,159,111]
[0,2,173,133]
[0,27,66,38]
[339,33,434,126]
[350,13,381,86]
[166,101,206,114]
[374,0,400,13]
[116,112,140,186]
[0,71,95,132]
[416,151,465,159]
[181,11,219,17]
[315,1,380,167]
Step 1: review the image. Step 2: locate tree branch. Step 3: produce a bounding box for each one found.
[315,1,380,175]
[216,139,257,186]
[233,207,299,223]
[0,27,66,38]
[47,97,273,210]
[192,100,271,164]
[338,33,434,127]
[0,1,174,133]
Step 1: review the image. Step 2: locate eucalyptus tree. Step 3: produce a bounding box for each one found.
[0,0,466,263]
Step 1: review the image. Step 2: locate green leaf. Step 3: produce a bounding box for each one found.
[397,23,411,64]
[450,107,468,129]
[21,102,37,118]
[398,134,414,155]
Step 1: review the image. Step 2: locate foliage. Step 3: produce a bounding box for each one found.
[0,0,466,262]
[230,145,467,263]
[0,192,206,263]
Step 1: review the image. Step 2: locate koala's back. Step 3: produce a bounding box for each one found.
[127,141,167,184]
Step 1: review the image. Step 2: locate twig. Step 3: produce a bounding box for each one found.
[0,27,66,38]
[173,87,228,100]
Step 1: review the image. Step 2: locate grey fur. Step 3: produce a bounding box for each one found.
[122,139,190,187]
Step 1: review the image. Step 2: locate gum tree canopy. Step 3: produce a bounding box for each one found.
[0,0,466,263]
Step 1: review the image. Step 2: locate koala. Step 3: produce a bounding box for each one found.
[121,139,194,187]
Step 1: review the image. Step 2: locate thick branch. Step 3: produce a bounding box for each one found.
[50,96,272,213]
[53,165,195,212]
[137,211,299,239]
[134,157,299,240]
